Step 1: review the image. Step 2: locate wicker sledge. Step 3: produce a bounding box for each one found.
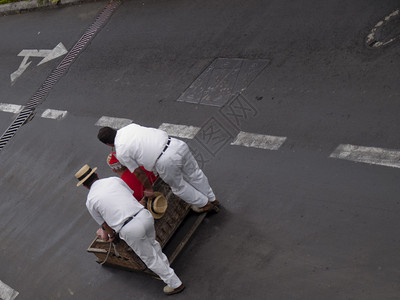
[87,178,207,274]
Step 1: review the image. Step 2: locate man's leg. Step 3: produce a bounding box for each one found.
[119,210,182,289]
[156,140,209,207]
[180,147,216,202]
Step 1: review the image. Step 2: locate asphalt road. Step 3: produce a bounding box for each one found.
[0,0,400,299]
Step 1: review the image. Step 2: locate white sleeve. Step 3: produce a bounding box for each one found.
[121,157,139,173]
[117,148,139,173]
[115,177,134,194]
[86,202,104,225]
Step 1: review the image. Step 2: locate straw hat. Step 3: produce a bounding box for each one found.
[147,192,168,219]
[75,164,97,187]
[106,152,122,170]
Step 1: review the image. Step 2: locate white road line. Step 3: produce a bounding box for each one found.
[0,280,19,300]
[231,131,286,150]
[95,116,133,129]
[158,123,201,139]
[3,103,400,170]
[0,103,23,114]
[41,109,67,120]
[11,42,68,83]
[330,144,400,168]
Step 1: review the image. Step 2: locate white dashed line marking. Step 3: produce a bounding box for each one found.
[231,131,286,150]
[0,280,19,300]
[3,102,400,169]
[41,109,67,120]
[158,123,201,139]
[0,104,67,120]
[330,144,400,168]
[94,116,133,129]
[0,103,23,114]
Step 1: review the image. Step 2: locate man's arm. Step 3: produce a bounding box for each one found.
[101,222,116,242]
[134,167,154,198]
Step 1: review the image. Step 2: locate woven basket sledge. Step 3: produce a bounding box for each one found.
[87,178,203,274]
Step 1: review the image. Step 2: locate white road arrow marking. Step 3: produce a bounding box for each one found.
[10,42,68,83]
[10,56,32,83]
[37,42,68,66]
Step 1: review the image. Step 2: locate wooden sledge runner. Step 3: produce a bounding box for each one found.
[86,178,207,275]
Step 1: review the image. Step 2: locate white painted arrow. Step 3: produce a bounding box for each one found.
[10,42,67,83]
[10,56,32,83]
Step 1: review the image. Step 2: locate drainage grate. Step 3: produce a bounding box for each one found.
[0,0,121,152]
[0,108,33,150]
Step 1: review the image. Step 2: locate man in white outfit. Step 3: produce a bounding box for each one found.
[75,164,184,295]
[97,124,219,213]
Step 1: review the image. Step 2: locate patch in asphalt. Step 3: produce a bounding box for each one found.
[177,58,270,107]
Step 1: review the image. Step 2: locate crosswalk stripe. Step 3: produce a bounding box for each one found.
[330,144,400,168]
[94,116,133,129]
[158,123,201,139]
[41,109,68,120]
[3,102,400,169]
[0,280,19,300]
[231,131,286,150]
[0,103,23,114]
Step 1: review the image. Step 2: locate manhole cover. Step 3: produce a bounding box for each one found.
[177,58,270,107]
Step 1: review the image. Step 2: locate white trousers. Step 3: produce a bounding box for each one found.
[119,209,182,288]
[155,138,216,207]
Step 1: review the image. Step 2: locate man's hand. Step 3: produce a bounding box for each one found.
[100,222,116,242]
[144,188,154,199]
[134,167,153,191]
[107,233,116,243]
[139,198,147,206]
[96,228,108,241]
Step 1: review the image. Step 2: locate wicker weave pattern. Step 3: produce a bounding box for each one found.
[87,178,191,272]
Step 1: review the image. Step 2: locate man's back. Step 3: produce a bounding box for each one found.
[86,177,144,231]
[115,123,168,171]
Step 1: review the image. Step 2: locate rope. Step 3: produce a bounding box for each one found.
[99,240,121,265]
[99,242,112,265]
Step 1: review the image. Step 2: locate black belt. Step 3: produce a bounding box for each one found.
[122,217,133,227]
[157,137,171,160]
[121,208,144,228]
